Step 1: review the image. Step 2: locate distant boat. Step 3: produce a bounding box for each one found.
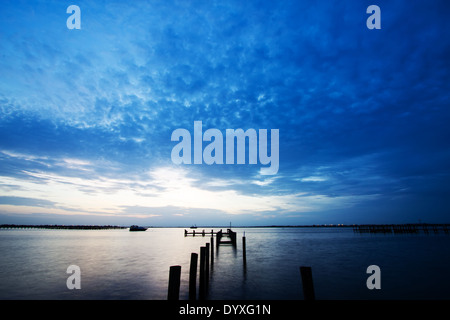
[129,225,147,231]
[190,225,197,229]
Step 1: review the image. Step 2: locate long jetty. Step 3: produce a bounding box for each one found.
[353,223,449,234]
[0,224,127,230]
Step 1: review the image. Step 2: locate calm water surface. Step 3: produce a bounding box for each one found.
[0,227,449,300]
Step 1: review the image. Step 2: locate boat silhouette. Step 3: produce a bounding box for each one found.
[129,225,147,231]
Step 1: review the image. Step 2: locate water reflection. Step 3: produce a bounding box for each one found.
[0,227,449,299]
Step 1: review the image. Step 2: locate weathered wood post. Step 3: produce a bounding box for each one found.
[205,243,210,291]
[242,233,247,269]
[299,266,315,300]
[216,229,222,246]
[199,246,206,300]
[210,235,214,266]
[229,229,237,246]
[189,253,198,300]
[167,265,181,300]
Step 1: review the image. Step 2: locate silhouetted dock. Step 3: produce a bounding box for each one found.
[353,223,449,234]
[170,228,243,300]
[184,228,237,246]
[184,229,215,237]
[216,229,237,245]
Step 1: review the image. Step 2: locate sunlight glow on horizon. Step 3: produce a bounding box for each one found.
[0,151,377,222]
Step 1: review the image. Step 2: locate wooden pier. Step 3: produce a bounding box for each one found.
[184,229,215,237]
[169,228,243,300]
[184,228,237,246]
[216,229,237,246]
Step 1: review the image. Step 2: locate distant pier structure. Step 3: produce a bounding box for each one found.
[0,224,126,230]
[353,223,449,235]
[184,228,237,246]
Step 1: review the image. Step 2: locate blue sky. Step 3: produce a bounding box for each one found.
[0,0,449,226]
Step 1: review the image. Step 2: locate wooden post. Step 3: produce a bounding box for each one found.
[205,243,210,291]
[230,230,237,246]
[167,265,181,300]
[199,246,206,300]
[189,253,198,300]
[242,234,247,268]
[210,236,214,266]
[299,266,315,300]
[216,229,222,246]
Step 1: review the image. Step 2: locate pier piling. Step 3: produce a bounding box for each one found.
[167,265,181,300]
[210,236,214,266]
[242,234,247,269]
[199,246,206,300]
[189,253,198,300]
[299,266,315,300]
[172,228,241,300]
[205,243,210,291]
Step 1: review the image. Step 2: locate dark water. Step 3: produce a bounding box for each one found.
[0,227,449,300]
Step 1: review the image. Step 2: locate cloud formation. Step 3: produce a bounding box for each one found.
[1,0,449,225]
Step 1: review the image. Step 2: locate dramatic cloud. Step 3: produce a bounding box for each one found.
[1,0,449,225]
